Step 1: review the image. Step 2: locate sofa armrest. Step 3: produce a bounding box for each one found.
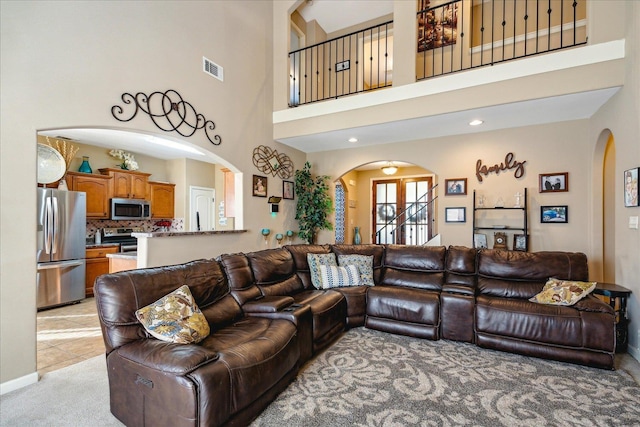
[243,296,295,313]
[116,339,219,376]
[442,283,474,296]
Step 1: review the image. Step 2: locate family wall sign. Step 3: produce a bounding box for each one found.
[476,152,526,182]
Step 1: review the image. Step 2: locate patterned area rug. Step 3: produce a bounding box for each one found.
[252,328,640,427]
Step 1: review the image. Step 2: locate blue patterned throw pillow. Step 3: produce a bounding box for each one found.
[338,254,374,286]
[319,265,361,289]
[307,253,337,288]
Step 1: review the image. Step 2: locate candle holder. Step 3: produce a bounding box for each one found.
[261,228,271,247]
[285,230,294,244]
[275,233,284,246]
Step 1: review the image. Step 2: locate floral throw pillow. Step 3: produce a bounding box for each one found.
[529,278,596,306]
[135,285,210,344]
[338,254,374,286]
[319,265,361,289]
[307,253,337,288]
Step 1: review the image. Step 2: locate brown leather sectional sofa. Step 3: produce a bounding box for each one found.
[94,244,615,426]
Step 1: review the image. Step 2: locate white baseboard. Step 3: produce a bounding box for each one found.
[0,371,39,395]
[627,343,640,363]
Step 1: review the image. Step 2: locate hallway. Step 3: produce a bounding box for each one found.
[37,298,104,376]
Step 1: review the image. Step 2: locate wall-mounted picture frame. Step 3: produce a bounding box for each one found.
[624,167,639,207]
[540,205,568,223]
[473,233,488,249]
[283,180,295,200]
[445,207,466,222]
[539,172,568,193]
[445,178,467,195]
[252,175,267,197]
[513,234,527,251]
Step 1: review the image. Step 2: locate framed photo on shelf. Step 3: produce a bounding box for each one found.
[624,167,638,207]
[513,234,527,251]
[252,175,267,197]
[445,178,467,195]
[540,205,568,223]
[539,172,568,193]
[473,233,488,249]
[445,207,466,222]
[283,180,295,200]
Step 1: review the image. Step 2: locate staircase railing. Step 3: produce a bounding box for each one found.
[375,184,438,246]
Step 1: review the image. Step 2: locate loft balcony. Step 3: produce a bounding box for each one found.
[273,0,625,153]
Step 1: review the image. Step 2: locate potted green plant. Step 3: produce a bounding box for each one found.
[294,161,333,244]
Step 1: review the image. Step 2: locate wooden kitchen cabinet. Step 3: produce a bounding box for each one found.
[98,168,150,199]
[85,246,118,297]
[149,181,175,218]
[65,172,112,219]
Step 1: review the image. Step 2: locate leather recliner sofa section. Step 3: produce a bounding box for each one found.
[94,245,615,427]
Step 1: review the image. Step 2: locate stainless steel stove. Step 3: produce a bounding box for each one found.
[102,227,143,252]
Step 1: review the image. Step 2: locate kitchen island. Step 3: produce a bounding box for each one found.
[106,251,137,273]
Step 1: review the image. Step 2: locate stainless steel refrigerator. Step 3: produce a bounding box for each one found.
[37,188,86,310]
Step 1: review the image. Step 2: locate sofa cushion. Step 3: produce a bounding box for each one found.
[319,265,361,289]
[367,285,440,325]
[380,245,446,291]
[338,254,374,286]
[135,285,210,344]
[529,278,596,306]
[307,253,337,288]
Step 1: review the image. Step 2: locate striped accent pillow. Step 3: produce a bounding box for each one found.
[319,265,361,289]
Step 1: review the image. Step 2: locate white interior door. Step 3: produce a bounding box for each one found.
[189,186,215,231]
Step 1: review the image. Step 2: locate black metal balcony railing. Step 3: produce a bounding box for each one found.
[288,21,393,107]
[417,0,586,80]
[288,0,587,107]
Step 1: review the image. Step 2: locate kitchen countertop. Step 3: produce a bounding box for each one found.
[106,252,137,259]
[86,243,120,249]
[132,230,247,238]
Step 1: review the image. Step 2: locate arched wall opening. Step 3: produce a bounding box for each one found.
[333,161,437,245]
[591,128,615,282]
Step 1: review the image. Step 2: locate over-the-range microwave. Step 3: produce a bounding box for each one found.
[111,198,151,220]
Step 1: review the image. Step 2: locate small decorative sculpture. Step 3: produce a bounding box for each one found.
[477,194,485,208]
[261,228,270,247]
[286,230,294,244]
[275,233,284,246]
[495,196,504,208]
[514,192,522,208]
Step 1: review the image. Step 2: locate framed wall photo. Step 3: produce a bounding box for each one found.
[252,175,267,197]
[624,167,639,207]
[283,180,295,200]
[539,172,569,193]
[445,178,467,195]
[540,205,568,223]
[473,233,488,249]
[513,234,527,251]
[445,207,466,222]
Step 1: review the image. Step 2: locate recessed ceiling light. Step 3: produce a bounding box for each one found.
[348,137,358,143]
[469,119,484,126]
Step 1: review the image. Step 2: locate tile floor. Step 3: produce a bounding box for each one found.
[37,298,105,376]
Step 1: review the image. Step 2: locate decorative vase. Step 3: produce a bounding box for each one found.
[78,156,92,173]
[353,226,362,245]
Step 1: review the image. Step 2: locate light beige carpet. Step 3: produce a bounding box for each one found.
[2,330,639,426]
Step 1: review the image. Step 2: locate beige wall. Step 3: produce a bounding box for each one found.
[0,0,307,388]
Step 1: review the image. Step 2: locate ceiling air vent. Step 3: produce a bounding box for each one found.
[203,57,223,81]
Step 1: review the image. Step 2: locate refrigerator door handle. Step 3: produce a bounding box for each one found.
[51,196,59,254]
[45,196,53,254]
[37,260,84,270]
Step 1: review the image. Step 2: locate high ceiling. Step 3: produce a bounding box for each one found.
[296,0,394,34]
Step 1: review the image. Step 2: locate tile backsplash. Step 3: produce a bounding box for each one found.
[86,218,184,238]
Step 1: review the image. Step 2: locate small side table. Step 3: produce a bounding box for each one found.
[593,282,632,353]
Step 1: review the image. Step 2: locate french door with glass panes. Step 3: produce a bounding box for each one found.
[373,177,433,245]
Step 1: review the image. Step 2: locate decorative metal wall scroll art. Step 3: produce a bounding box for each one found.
[475,152,526,182]
[252,145,293,179]
[111,89,222,146]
